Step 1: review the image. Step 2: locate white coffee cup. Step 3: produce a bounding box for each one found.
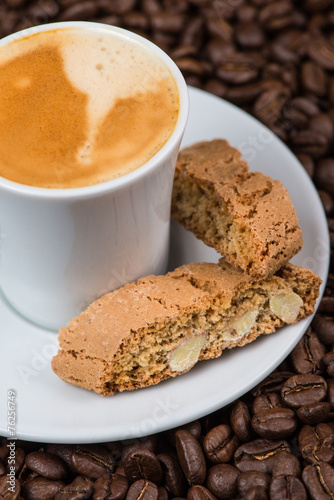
[0,21,189,330]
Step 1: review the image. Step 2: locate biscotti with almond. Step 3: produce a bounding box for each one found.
[51,260,321,396]
[172,139,303,279]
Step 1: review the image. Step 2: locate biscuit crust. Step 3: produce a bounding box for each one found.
[52,261,320,396]
[172,140,303,279]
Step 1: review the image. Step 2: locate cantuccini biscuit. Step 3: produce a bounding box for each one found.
[172,140,303,279]
[52,261,321,396]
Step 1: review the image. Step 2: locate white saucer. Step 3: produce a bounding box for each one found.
[0,87,329,444]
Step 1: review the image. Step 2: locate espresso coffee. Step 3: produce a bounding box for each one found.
[0,27,179,188]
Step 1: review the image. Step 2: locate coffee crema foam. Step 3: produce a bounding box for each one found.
[0,28,179,188]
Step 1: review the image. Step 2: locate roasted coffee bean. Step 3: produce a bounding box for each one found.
[71,445,115,479]
[126,480,158,500]
[18,462,39,482]
[93,473,129,500]
[170,45,199,60]
[121,436,158,463]
[58,0,83,8]
[309,15,327,33]
[175,430,206,486]
[290,129,329,159]
[0,445,9,462]
[122,12,149,31]
[141,0,161,15]
[99,0,137,15]
[323,351,334,377]
[58,0,98,21]
[266,65,298,95]
[234,439,290,473]
[45,444,77,475]
[258,1,294,31]
[55,475,93,499]
[312,314,334,345]
[318,295,334,314]
[216,53,260,85]
[302,462,334,499]
[235,21,265,48]
[157,486,168,500]
[251,407,297,439]
[115,465,126,477]
[271,450,301,477]
[25,451,68,480]
[284,96,319,127]
[281,374,328,408]
[326,272,334,288]
[236,4,257,23]
[151,32,176,51]
[21,476,65,500]
[328,378,334,410]
[298,423,334,464]
[158,453,187,497]
[151,12,185,33]
[237,470,270,496]
[261,77,291,94]
[310,113,334,143]
[6,0,29,7]
[308,36,334,70]
[285,104,313,130]
[174,58,204,76]
[306,0,333,12]
[180,17,204,48]
[206,464,240,500]
[301,61,327,96]
[252,372,296,397]
[270,38,300,65]
[242,485,268,500]
[184,73,202,88]
[102,442,123,467]
[124,449,162,485]
[297,401,331,424]
[205,39,236,66]
[290,328,326,374]
[166,421,202,448]
[162,0,189,15]
[28,0,60,21]
[315,159,334,197]
[205,17,234,43]
[183,420,202,441]
[203,425,239,464]
[224,82,264,105]
[329,76,334,104]
[187,485,217,500]
[0,10,20,38]
[230,401,252,443]
[0,475,20,500]
[252,393,283,414]
[270,475,307,500]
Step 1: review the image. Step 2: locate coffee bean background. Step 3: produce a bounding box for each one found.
[1,1,334,498]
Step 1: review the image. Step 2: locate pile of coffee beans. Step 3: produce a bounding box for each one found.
[1,1,334,498]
